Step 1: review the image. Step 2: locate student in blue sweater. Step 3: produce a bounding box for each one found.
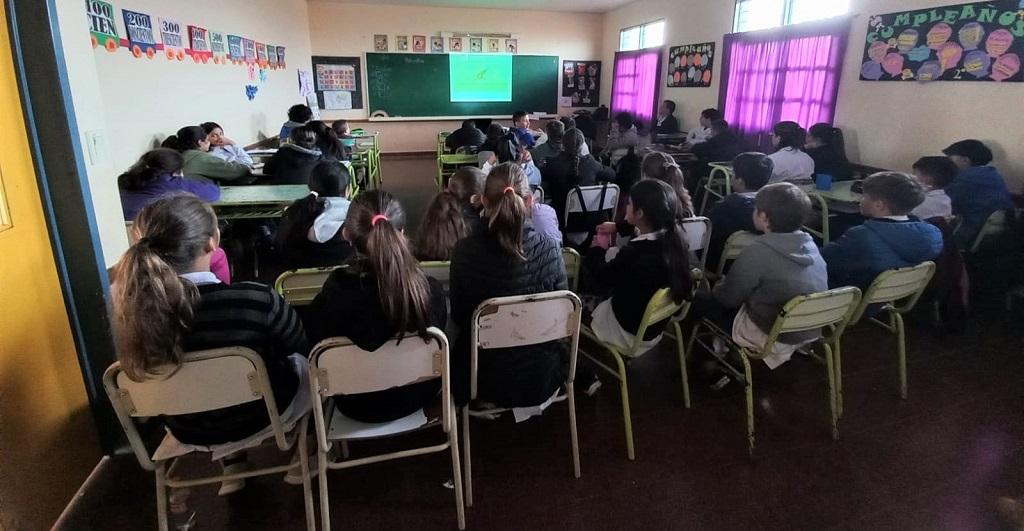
[705,152,773,271]
[942,139,1014,247]
[822,172,943,290]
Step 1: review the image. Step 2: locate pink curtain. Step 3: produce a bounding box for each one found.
[611,49,662,124]
[720,18,849,151]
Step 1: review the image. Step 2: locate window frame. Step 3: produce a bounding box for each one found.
[618,19,666,52]
[733,0,847,33]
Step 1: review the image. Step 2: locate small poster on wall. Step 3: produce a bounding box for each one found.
[256,42,269,67]
[209,31,228,64]
[86,0,119,52]
[413,35,426,52]
[667,42,715,87]
[268,45,279,68]
[188,26,212,63]
[562,60,600,107]
[430,36,444,53]
[396,35,409,51]
[159,18,186,61]
[227,35,244,64]
[242,38,257,64]
[487,38,500,53]
[277,46,287,68]
[122,9,157,59]
[312,56,364,110]
[860,0,1024,82]
[316,63,356,91]
[505,38,518,54]
[449,37,464,52]
[323,90,353,110]
[470,37,483,53]
[374,34,388,52]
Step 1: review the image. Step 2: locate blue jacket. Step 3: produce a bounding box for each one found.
[946,165,1013,244]
[822,218,943,290]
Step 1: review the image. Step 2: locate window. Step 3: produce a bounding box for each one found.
[733,0,849,32]
[619,20,665,51]
[611,49,662,124]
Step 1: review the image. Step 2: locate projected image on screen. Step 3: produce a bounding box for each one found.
[449,54,513,102]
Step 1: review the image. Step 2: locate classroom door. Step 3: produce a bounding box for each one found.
[0,1,103,528]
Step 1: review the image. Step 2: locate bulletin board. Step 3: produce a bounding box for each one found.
[861,1,1024,82]
[561,60,601,106]
[311,56,364,110]
[667,42,715,87]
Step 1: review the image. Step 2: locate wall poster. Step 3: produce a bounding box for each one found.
[311,56,364,110]
[667,42,715,87]
[122,9,157,59]
[562,60,600,106]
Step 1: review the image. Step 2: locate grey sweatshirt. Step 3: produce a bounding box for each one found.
[712,231,828,343]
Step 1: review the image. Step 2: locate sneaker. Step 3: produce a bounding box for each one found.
[997,497,1024,529]
[217,461,247,496]
[584,377,602,397]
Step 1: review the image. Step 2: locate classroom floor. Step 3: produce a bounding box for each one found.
[64,156,1024,530]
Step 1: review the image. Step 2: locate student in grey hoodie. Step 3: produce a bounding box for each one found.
[701,182,828,369]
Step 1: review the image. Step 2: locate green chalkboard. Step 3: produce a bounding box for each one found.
[366,53,559,118]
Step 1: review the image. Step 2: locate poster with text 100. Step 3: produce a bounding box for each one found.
[861,1,1024,82]
[667,42,714,87]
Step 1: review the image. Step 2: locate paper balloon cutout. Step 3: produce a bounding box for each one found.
[963,50,992,78]
[937,42,964,71]
[958,22,985,51]
[991,53,1021,81]
[861,61,884,80]
[882,53,905,76]
[896,29,919,53]
[688,66,696,79]
[907,45,933,62]
[926,23,953,50]
[868,40,889,63]
[916,61,942,82]
[702,70,712,83]
[986,29,1014,58]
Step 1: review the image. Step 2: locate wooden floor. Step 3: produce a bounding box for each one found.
[62,156,1024,530]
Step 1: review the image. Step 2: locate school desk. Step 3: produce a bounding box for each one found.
[800,180,862,243]
[213,184,309,219]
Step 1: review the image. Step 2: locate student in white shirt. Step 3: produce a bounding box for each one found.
[685,108,721,146]
[202,122,254,166]
[910,156,957,220]
[606,112,641,166]
[767,121,815,184]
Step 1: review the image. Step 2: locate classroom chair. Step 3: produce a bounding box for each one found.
[563,183,620,246]
[437,131,451,156]
[580,287,692,460]
[532,185,545,205]
[802,192,833,244]
[274,266,343,306]
[841,262,935,414]
[464,291,583,506]
[437,154,480,190]
[420,260,451,294]
[562,247,582,292]
[712,230,758,281]
[697,162,734,215]
[103,348,315,531]
[309,330,466,530]
[965,209,1012,254]
[687,287,861,457]
[681,216,712,272]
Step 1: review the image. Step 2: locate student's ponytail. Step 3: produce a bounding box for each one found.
[160,125,207,153]
[110,195,218,380]
[641,152,693,216]
[628,179,693,303]
[118,148,185,191]
[483,162,530,260]
[809,123,848,162]
[345,190,433,338]
[563,128,585,181]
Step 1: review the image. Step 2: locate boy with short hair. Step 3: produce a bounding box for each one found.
[706,152,774,270]
[529,120,565,168]
[653,99,680,135]
[279,104,313,143]
[822,172,943,290]
[511,111,540,149]
[910,156,958,220]
[942,139,1013,246]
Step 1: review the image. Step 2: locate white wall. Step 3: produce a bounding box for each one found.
[602,0,1023,189]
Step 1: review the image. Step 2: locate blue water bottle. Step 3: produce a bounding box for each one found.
[815,173,833,191]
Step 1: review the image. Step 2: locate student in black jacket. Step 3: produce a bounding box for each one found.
[805,123,853,182]
[307,190,447,423]
[542,128,615,221]
[705,152,772,271]
[445,120,487,153]
[263,126,324,185]
[653,99,681,135]
[276,161,354,269]
[692,119,741,167]
[450,163,568,407]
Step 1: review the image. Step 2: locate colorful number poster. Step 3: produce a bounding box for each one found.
[243,38,257,64]
[85,0,119,52]
[861,1,1024,82]
[667,42,715,87]
[209,31,227,64]
[316,64,356,91]
[122,9,157,59]
[159,18,185,61]
[188,26,212,63]
[268,45,280,69]
[277,46,286,68]
[311,56,363,110]
[227,35,244,64]
[562,60,601,107]
[256,42,268,67]
[413,35,426,53]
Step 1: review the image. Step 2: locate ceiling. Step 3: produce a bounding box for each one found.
[310,0,634,13]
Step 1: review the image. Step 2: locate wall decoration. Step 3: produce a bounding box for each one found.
[298,69,315,98]
[210,31,227,64]
[562,60,601,106]
[413,35,426,53]
[667,42,715,87]
[449,37,464,52]
[245,84,259,101]
[505,38,518,54]
[374,34,388,52]
[86,0,119,52]
[256,42,268,67]
[861,1,1024,82]
[470,37,483,53]
[227,35,244,64]
[187,26,212,63]
[311,56,364,110]
[122,9,157,59]
[158,18,185,61]
[242,38,257,64]
[277,46,287,68]
[396,35,409,51]
[430,36,444,53]
[487,38,500,53]
[268,45,279,69]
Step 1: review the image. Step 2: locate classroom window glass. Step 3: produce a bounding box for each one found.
[733,0,848,32]
[619,27,641,51]
[618,20,665,51]
[611,49,662,123]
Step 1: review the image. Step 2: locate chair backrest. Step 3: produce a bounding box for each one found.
[969,209,1010,253]
[716,231,757,277]
[681,216,712,270]
[274,266,342,306]
[563,184,620,222]
[759,287,861,355]
[102,347,289,469]
[420,261,451,293]
[562,247,582,292]
[850,262,936,324]
[532,186,545,205]
[477,151,494,167]
[469,291,582,400]
[628,288,684,355]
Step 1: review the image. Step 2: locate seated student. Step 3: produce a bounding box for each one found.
[705,152,773,271]
[767,121,815,184]
[307,191,447,423]
[331,120,356,149]
[805,123,853,182]
[162,125,251,184]
[653,99,681,136]
[557,116,592,156]
[543,128,615,220]
[692,119,741,169]
[641,151,694,214]
[307,120,348,161]
[276,162,353,269]
[448,166,486,235]
[445,119,487,153]
[529,120,565,168]
[479,123,505,154]
[201,122,254,166]
[263,126,324,185]
[110,194,308,492]
[911,156,958,220]
[586,179,692,357]
[942,139,1014,246]
[415,190,467,262]
[483,134,542,186]
[686,108,721,146]
[118,148,220,221]
[511,111,541,149]
[822,172,943,290]
[605,112,641,166]
[700,183,827,370]
[450,162,568,407]
[279,104,312,143]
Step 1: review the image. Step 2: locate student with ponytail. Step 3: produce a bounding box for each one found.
[110,194,309,493]
[162,125,252,183]
[415,190,468,262]
[542,127,614,221]
[118,148,220,220]
[805,123,853,182]
[641,151,694,215]
[308,190,447,422]
[276,161,353,269]
[450,162,568,407]
[586,178,693,357]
